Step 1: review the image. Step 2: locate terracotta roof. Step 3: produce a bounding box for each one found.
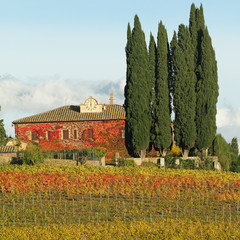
[0,146,18,153]
[12,104,126,124]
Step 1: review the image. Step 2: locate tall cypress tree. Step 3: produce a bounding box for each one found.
[171,25,196,156]
[154,21,172,156]
[189,4,218,155]
[195,27,218,153]
[148,33,157,144]
[124,15,152,157]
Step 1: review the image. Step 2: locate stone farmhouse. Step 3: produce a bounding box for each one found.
[12,94,127,160]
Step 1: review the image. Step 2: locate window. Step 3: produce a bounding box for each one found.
[63,130,69,140]
[32,131,38,141]
[88,129,93,139]
[121,129,125,139]
[74,129,78,140]
[47,131,51,141]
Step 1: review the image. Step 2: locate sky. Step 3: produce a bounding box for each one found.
[0,0,239,146]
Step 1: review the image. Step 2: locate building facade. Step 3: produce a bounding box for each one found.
[12,96,127,160]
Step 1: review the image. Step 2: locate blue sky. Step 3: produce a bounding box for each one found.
[0,0,240,145]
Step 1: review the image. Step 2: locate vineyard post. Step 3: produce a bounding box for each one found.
[176,200,178,219]
[237,201,239,220]
[73,199,75,216]
[53,207,56,219]
[229,204,231,222]
[32,194,34,208]
[64,202,67,223]
[13,201,15,225]
[23,197,25,212]
[223,207,225,222]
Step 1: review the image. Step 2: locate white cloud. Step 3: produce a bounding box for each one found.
[0,75,125,137]
[216,106,240,146]
[217,107,240,128]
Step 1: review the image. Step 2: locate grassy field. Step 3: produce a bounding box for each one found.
[0,164,240,239]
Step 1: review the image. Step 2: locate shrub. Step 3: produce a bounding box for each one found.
[117,159,136,167]
[167,145,181,157]
[181,159,195,169]
[141,161,158,168]
[22,142,44,165]
[199,158,215,171]
[165,157,180,169]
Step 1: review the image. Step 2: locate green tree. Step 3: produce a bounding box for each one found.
[23,142,44,165]
[124,15,152,157]
[189,4,219,155]
[0,106,6,146]
[230,137,239,156]
[213,134,232,171]
[171,25,196,157]
[148,33,157,144]
[153,21,172,156]
[195,27,218,154]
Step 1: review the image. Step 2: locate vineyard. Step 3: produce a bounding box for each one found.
[0,165,240,239]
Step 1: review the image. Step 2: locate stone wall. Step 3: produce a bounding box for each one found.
[125,156,221,170]
[0,156,14,165]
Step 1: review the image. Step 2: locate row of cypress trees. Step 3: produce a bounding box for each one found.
[124,4,218,157]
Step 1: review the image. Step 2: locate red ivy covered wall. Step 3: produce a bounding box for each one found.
[14,120,128,160]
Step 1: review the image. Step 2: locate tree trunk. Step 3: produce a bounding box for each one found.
[161,149,167,157]
[182,149,189,158]
[140,149,146,159]
[202,148,208,157]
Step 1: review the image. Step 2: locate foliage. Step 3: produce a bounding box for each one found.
[230,137,239,156]
[56,148,106,158]
[198,157,215,171]
[171,25,196,153]
[22,142,44,165]
[1,166,240,240]
[1,220,240,239]
[15,120,126,160]
[148,33,157,145]
[153,21,172,155]
[212,134,233,171]
[190,4,219,151]
[167,144,181,157]
[117,159,136,167]
[141,161,158,168]
[124,15,152,157]
[0,119,6,146]
[165,156,180,169]
[148,33,157,120]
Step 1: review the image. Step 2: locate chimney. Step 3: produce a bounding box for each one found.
[109,93,113,105]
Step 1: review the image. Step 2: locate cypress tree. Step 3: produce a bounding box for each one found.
[230,137,239,156]
[189,4,219,155]
[148,33,157,144]
[154,21,172,156]
[171,25,196,156]
[195,27,218,154]
[124,15,152,157]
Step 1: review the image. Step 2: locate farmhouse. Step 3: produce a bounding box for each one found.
[12,94,127,159]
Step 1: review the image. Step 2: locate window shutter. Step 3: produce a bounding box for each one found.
[32,131,38,141]
[47,131,51,140]
[63,130,69,140]
[74,130,78,139]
